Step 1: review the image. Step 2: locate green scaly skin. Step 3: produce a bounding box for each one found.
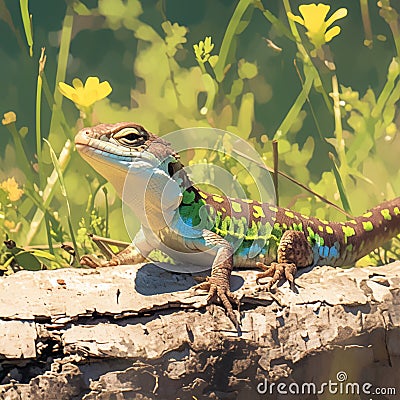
[75,122,400,327]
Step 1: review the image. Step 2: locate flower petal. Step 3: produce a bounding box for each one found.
[325,26,341,43]
[0,177,23,201]
[72,78,83,89]
[85,76,101,92]
[204,36,214,53]
[73,87,90,107]
[208,55,219,68]
[299,3,330,18]
[58,82,76,101]
[287,12,304,26]
[326,8,348,28]
[2,111,16,125]
[299,4,330,33]
[96,81,113,101]
[193,44,202,60]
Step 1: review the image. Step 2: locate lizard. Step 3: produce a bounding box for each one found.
[75,121,400,326]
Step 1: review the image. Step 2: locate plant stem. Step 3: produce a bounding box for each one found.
[214,0,253,82]
[103,187,109,237]
[272,140,279,206]
[19,0,33,56]
[25,140,72,245]
[6,123,35,185]
[49,5,74,140]
[331,74,346,168]
[360,0,373,48]
[274,71,314,140]
[44,214,54,255]
[44,139,80,263]
[35,48,46,188]
[378,0,400,58]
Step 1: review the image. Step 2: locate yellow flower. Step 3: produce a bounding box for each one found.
[194,36,215,63]
[4,220,15,230]
[58,77,112,108]
[0,177,24,202]
[2,111,17,125]
[288,4,347,49]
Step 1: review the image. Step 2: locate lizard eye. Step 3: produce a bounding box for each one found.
[112,127,147,147]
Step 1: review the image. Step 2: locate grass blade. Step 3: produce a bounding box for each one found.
[329,152,352,214]
[214,0,253,82]
[274,71,314,140]
[19,0,33,56]
[25,139,72,244]
[44,139,80,263]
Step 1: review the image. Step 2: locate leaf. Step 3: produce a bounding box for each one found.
[71,0,91,15]
[217,105,233,129]
[261,8,294,40]
[19,0,33,56]
[274,72,314,140]
[208,55,219,68]
[162,21,187,57]
[347,167,373,185]
[14,251,41,271]
[44,139,80,262]
[238,59,258,79]
[228,78,243,102]
[98,0,142,30]
[201,73,217,111]
[237,92,254,139]
[0,188,8,205]
[30,249,57,261]
[329,153,352,214]
[44,139,67,197]
[284,137,315,166]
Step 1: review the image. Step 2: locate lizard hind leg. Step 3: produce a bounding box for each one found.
[256,230,314,290]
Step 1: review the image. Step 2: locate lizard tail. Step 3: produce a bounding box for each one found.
[338,197,400,265]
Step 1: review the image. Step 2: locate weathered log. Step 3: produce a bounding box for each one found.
[0,261,399,399]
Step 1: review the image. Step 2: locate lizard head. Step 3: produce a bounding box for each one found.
[75,122,191,198]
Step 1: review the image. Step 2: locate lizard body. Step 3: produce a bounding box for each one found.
[75,122,400,325]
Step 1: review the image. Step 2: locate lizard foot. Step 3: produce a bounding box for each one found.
[255,261,297,290]
[194,278,239,328]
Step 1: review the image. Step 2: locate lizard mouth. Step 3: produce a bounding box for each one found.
[75,126,167,181]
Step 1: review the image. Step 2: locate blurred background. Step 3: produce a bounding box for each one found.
[0,0,399,268]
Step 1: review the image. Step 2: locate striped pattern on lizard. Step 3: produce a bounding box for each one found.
[75,122,400,326]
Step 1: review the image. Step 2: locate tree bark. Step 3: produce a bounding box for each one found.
[0,261,399,399]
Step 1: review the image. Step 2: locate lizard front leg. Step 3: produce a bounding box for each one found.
[80,228,149,268]
[80,244,145,268]
[192,229,239,327]
[256,230,314,290]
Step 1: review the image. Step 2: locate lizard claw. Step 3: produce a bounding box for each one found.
[256,261,297,290]
[194,278,239,328]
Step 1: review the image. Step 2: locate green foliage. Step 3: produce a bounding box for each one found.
[0,0,399,269]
